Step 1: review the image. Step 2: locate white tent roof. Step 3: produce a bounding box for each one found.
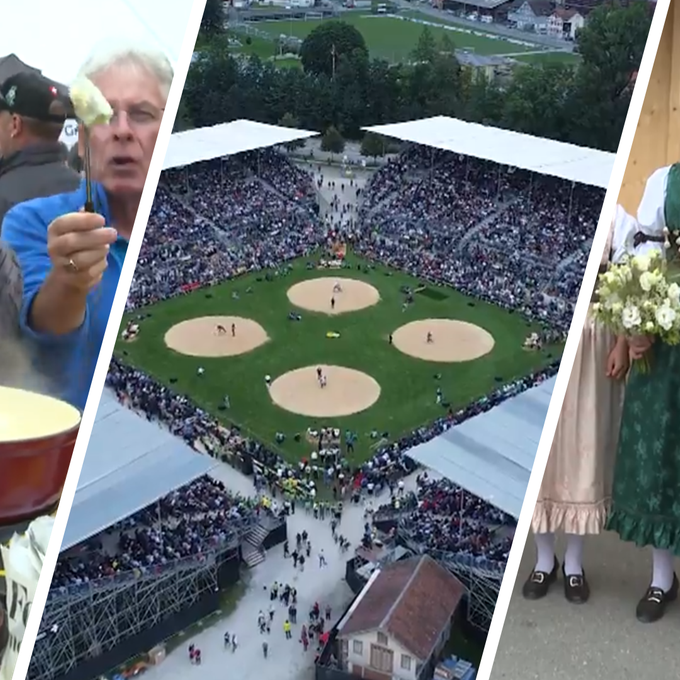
[163,120,319,169]
[61,390,216,551]
[407,376,555,519]
[363,116,615,189]
[4,0,192,83]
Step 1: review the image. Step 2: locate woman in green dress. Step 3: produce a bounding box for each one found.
[606,164,680,623]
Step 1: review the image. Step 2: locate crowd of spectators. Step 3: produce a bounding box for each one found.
[357,148,603,330]
[106,355,557,508]
[51,477,258,593]
[90,145,576,587]
[128,145,597,331]
[398,475,514,574]
[128,151,325,308]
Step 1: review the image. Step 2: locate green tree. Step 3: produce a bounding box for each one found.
[279,112,307,151]
[502,63,575,141]
[412,27,438,63]
[299,22,368,77]
[321,126,345,155]
[173,97,193,132]
[182,3,647,152]
[200,0,225,38]
[360,132,385,159]
[566,1,651,150]
[440,32,456,55]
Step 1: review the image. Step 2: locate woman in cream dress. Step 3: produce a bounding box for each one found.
[522,206,631,604]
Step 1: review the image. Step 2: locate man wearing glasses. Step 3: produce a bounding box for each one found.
[1,42,172,410]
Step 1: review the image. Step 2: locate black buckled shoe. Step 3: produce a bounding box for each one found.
[636,573,679,623]
[562,566,590,604]
[522,557,559,600]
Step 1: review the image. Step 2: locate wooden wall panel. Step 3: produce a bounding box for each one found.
[619,0,680,215]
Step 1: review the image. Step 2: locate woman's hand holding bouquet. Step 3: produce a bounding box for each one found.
[592,249,680,373]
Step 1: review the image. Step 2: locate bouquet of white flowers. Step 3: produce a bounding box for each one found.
[592,249,680,372]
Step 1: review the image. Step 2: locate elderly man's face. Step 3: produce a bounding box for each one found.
[82,63,165,197]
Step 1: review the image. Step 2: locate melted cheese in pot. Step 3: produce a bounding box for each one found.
[0,386,81,443]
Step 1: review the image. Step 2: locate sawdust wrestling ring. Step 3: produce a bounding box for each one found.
[164,316,269,357]
[269,365,381,417]
[287,277,380,315]
[392,319,495,362]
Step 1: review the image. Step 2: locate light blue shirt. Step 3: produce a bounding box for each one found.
[2,180,127,410]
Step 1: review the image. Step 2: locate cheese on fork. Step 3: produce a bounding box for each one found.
[69,76,113,127]
[0,386,81,443]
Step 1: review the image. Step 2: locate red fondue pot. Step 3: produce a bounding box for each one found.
[0,386,81,523]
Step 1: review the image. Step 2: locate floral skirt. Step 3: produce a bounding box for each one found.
[606,343,680,555]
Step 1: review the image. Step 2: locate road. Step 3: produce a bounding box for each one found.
[392,2,575,52]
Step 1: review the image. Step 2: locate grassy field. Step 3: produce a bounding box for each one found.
[254,13,536,61]
[117,254,560,464]
[231,12,579,67]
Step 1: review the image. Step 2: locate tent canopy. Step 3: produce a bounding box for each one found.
[5,0,191,83]
[408,376,555,519]
[162,120,319,169]
[363,116,615,189]
[61,390,216,552]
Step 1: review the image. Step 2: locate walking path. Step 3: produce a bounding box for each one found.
[144,461,423,680]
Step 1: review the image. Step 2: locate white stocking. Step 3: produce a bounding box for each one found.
[651,548,674,592]
[534,532,556,573]
[563,534,584,576]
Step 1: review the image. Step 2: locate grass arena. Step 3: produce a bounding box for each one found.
[117,252,560,464]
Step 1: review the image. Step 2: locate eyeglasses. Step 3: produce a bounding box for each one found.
[105,105,165,127]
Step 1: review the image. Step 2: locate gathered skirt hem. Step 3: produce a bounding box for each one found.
[606,506,680,556]
[532,498,609,535]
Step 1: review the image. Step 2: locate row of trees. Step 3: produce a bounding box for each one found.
[187,1,651,152]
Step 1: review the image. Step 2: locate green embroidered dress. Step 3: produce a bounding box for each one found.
[606,164,680,555]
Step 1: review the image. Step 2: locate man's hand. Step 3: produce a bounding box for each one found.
[47,211,117,292]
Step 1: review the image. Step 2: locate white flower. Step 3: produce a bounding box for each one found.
[633,254,651,272]
[645,321,655,332]
[668,282,680,304]
[69,76,113,127]
[621,304,642,329]
[603,293,620,310]
[655,304,677,331]
[639,271,655,292]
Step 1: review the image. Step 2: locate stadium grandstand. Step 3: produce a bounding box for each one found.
[31,117,614,680]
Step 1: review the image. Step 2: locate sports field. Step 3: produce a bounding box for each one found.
[117,254,561,464]
[233,13,578,66]
[261,13,535,58]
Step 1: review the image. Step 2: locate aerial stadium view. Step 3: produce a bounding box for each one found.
[26,2,650,680]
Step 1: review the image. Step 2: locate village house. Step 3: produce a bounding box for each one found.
[507,0,553,32]
[335,555,465,680]
[547,8,585,39]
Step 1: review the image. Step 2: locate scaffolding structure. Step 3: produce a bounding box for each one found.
[442,558,502,632]
[398,533,502,633]
[28,548,236,680]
